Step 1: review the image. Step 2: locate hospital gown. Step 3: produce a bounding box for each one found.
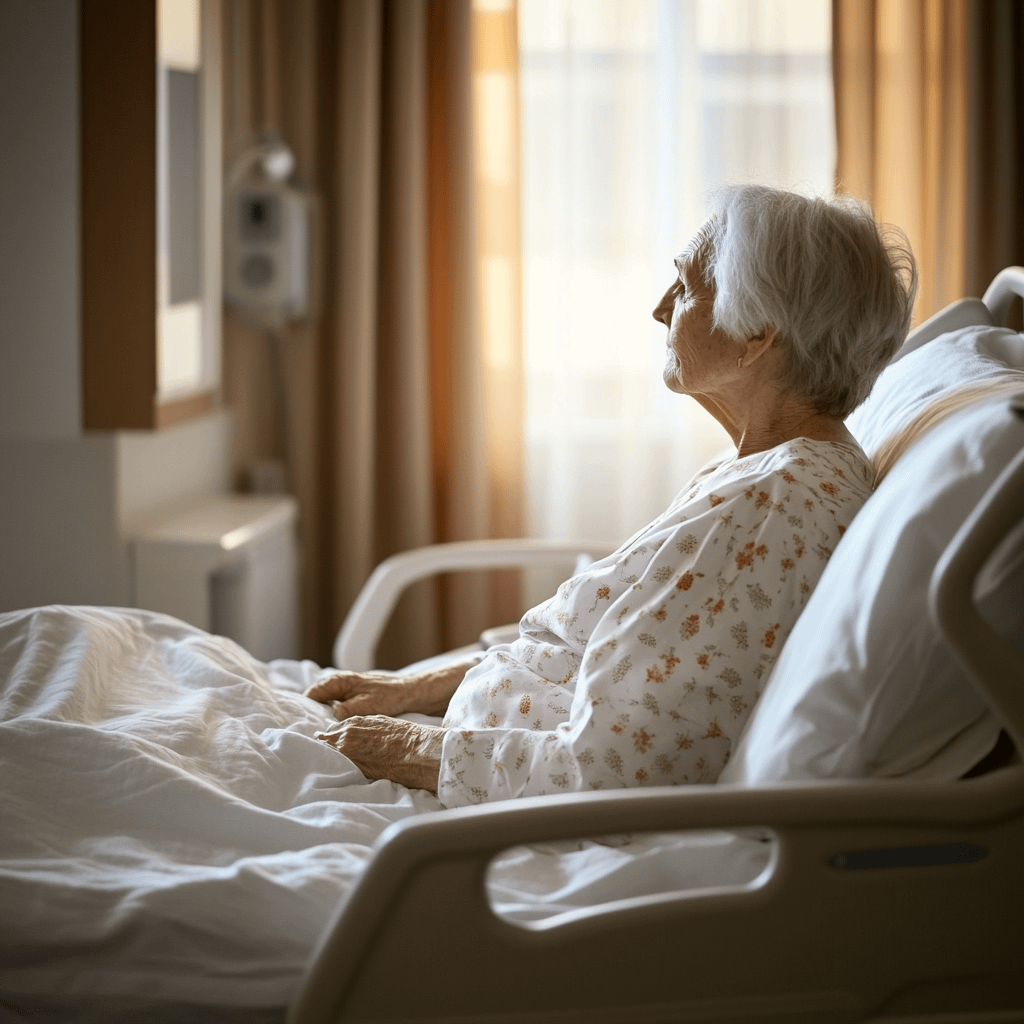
[438,438,873,806]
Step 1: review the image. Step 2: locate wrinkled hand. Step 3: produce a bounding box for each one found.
[315,715,444,792]
[305,658,478,721]
[305,670,416,721]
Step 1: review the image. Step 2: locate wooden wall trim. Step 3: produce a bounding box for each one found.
[80,0,158,430]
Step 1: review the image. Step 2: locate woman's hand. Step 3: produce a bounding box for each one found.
[305,670,417,720]
[315,715,444,792]
[305,657,481,721]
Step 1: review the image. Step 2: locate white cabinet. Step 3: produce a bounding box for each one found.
[134,495,298,661]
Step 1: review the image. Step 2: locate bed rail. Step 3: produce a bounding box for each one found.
[334,539,615,670]
[931,441,1024,754]
[289,767,1024,1024]
[983,265,1024,326]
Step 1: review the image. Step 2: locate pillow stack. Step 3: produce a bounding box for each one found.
[721,325,1024,785]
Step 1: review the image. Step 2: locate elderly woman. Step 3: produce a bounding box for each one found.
[307,185,917,805]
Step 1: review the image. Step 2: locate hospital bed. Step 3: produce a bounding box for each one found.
[292,268,1024,1024]
[1,270,1023,1024]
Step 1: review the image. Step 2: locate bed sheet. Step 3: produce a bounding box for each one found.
[0,606,768,1019]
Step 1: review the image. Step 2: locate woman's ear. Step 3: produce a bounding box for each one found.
[742,325,778,365]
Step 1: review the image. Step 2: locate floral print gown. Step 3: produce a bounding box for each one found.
[438,438,873,807]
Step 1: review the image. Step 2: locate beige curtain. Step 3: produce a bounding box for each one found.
[833,0,1023,323]
[472,2,524,552]
[222,0,524,667]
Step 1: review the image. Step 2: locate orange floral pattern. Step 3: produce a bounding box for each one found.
[438,439,872,806]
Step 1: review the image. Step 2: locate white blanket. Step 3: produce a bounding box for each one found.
[0,607,768,1016]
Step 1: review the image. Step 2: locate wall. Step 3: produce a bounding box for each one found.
[0,0,81,439]
[0,0,232,615]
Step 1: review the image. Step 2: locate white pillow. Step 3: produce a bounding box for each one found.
[848,324,1024,457]
[722,326,1024,785]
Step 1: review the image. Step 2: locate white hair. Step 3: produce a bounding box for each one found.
[703,185,918,418]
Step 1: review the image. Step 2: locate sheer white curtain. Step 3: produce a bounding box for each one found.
[519,0,834,562]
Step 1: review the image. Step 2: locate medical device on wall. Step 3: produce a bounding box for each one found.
[224,137,311,327]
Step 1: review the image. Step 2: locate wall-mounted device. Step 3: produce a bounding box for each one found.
[224,138,311,328]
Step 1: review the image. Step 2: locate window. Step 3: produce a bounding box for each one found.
[519,0,833,547]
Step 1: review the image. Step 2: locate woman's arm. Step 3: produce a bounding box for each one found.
[437,457,868,806]
[305,655,482,720]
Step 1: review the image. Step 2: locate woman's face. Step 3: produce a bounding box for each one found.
[653,228,742,399]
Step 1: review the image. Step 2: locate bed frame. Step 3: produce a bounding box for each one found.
[289,271,1024,1024]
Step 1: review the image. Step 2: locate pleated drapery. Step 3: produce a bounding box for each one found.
[833,0,1024,322]
[222,0,524,667]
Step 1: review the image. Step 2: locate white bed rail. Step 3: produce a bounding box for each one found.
[926,267,1024,759]
[983,265,1024,327]
[931,442,1024,755]
[333,539,616,670]
[290,768,1024,1024]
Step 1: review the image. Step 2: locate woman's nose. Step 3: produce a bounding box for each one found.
[653,286,674,326]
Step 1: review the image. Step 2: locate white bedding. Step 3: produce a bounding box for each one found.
[0,606,767,1020]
